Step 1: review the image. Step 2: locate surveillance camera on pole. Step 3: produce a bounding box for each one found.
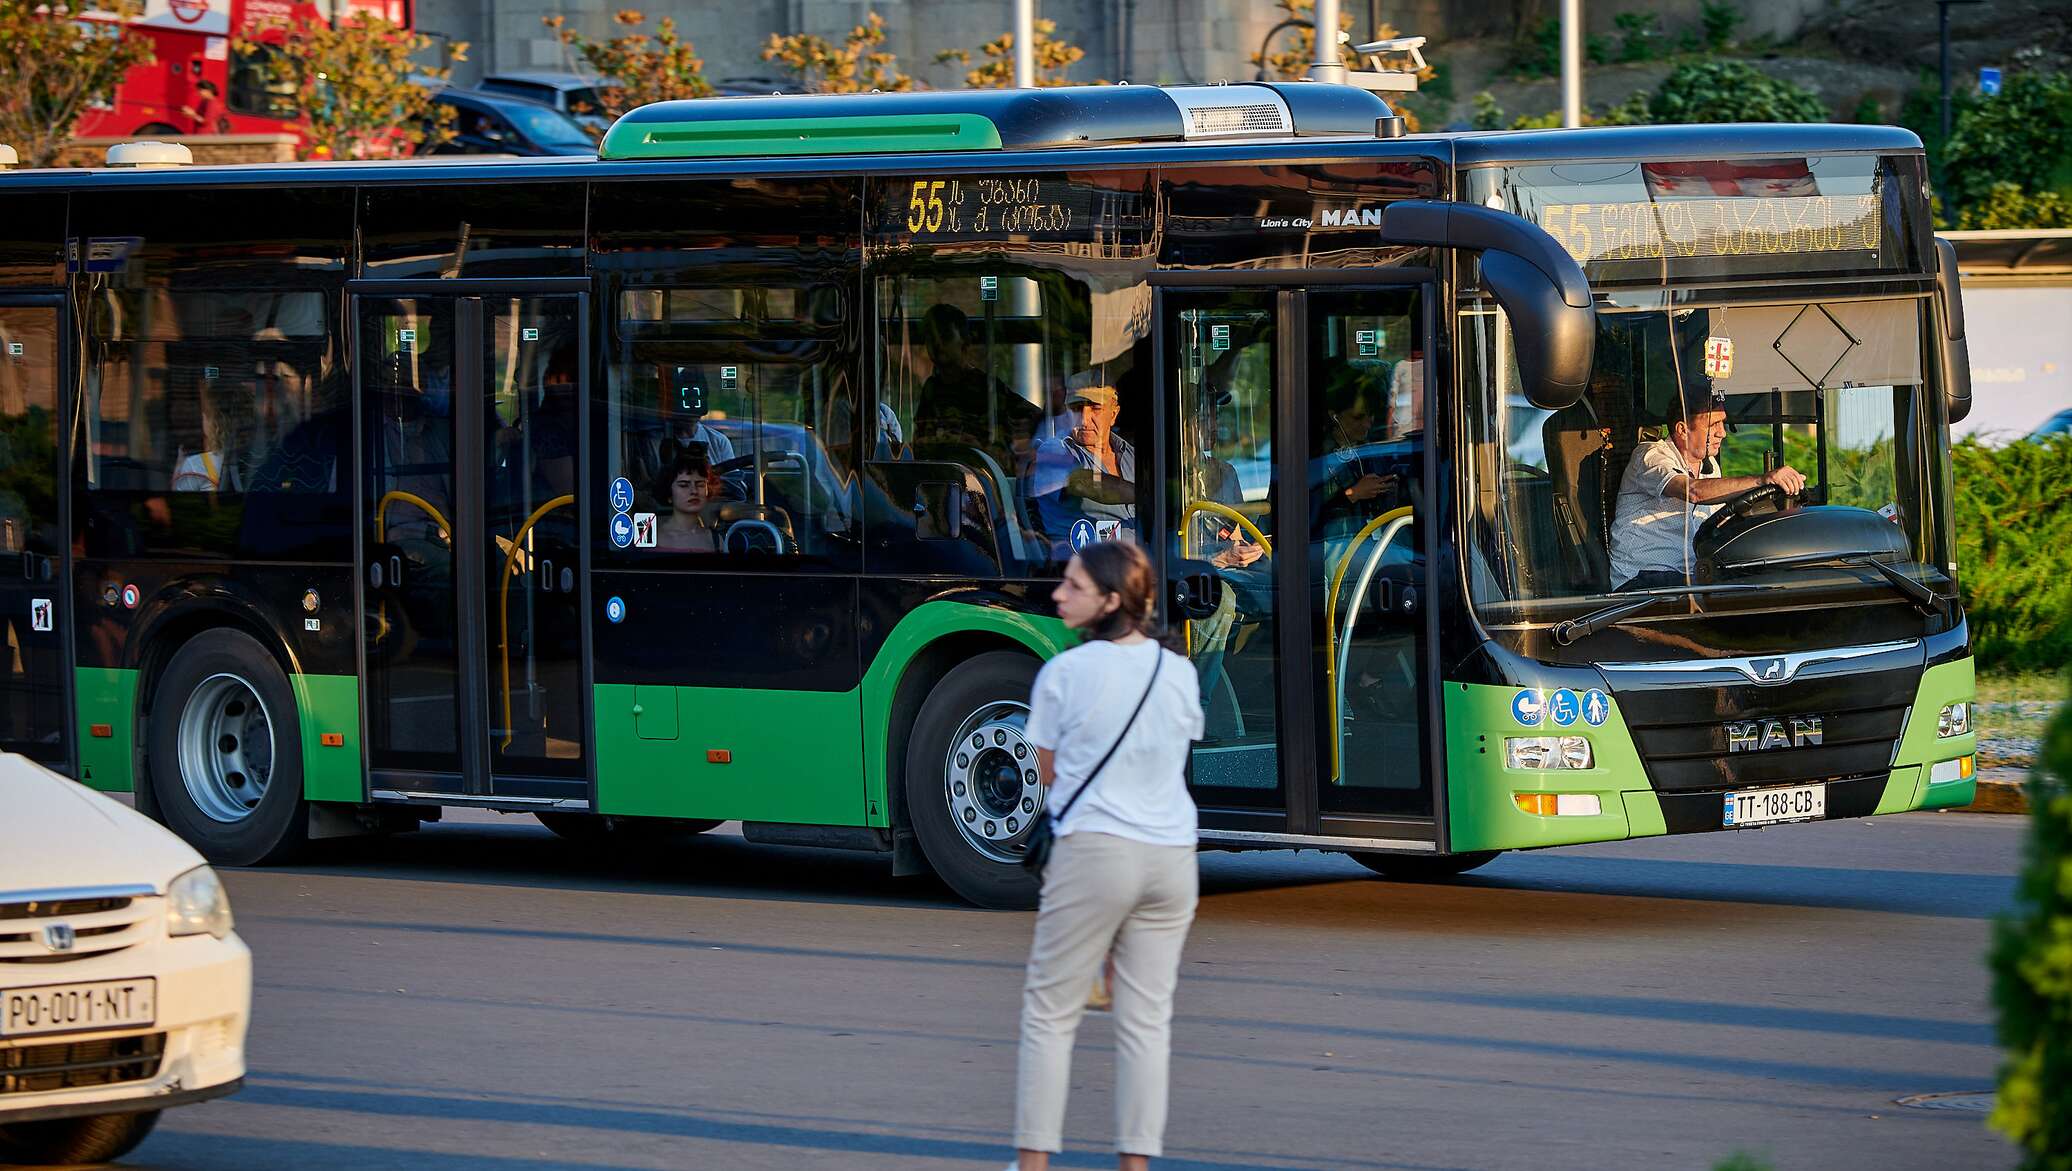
[1344,35,1427,92]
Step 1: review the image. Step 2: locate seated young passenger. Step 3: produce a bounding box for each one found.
[172,380,257,493]
[1024,369,1135,559]
[652,450,723,554]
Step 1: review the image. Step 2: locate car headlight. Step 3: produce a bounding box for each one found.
[167,866,234,939]
[1937,702,1970,738]
[1505,736,1593,770]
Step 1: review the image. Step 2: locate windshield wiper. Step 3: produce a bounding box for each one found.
[1824,553,1945,616]
[1550,584,1773,646]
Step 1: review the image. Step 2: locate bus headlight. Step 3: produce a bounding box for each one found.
[1937,702,1970,738]
[1505,736,1593,770]
[167,866,234,939]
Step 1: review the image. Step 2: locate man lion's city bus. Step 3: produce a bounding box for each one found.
[0,82,1980,907]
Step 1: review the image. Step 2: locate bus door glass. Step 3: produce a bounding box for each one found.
[1164,291,1285,812]
[0,302,66,764]
[358,292,588,793]
[1306,289,1432,818]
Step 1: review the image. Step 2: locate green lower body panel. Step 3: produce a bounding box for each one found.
[74,667,138,793]
[594,683,867,824]
[1446,683,1650,853]
[1893,656,1978,812]
[292,673,363,804]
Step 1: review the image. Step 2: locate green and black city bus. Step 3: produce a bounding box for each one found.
[0,83,1981,907]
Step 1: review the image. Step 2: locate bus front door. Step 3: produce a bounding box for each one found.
[1161,285,1436,844]
[356,290,589,803]
[0,299,68,767]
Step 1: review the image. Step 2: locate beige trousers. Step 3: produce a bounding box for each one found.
[1014,831,1199,1158]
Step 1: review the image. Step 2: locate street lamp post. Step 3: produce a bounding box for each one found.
[1310,0,1346,85]
[1937,0,1983,145]
[1561,0,1582,127]
[1014,0,1034,88]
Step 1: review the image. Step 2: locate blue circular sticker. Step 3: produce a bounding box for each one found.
[1549,688,1580,727]
[608,477,635,514]
[1511,689,1546,727]
[609,513,634,548]
[1069,517,1096,550]
[1581,688,1610,727]
[605,596,625,624]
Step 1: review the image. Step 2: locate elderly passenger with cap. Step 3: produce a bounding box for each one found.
[1025,368,1137,559]
[1607,381,1806,591]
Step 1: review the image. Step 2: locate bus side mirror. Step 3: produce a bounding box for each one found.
[1379,200,1595,411]
[1933,237,1972,426]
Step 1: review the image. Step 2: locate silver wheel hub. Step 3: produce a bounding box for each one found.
[943,700,1043,865]
[177,672,276,824]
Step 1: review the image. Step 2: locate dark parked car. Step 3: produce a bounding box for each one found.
[418,88,597,157]
[477,71,611,134]
[2029,407,2072,442]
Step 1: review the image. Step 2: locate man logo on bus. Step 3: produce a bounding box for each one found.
[1751,656,1787,682]
[1725,716,1823,753]
[1315,206,1385,228]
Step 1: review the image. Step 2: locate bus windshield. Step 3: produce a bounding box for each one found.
[1460,295,1952,636]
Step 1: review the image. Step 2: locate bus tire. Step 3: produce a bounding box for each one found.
[534,813,721,842]
[0,1109,159,1165]
[1350,850,1501,881]
[904,651,1044,910]
[146,628,308,867]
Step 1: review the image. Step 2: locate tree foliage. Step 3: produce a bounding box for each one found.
[0,0,155,167]
[1647,60,1827,124]
[1991,683,2072,1168]
[544,9,710,120]
[1955,182,2072,230]
[935,18,1085,88]
[1952,436,2072,673]
[1942,67,2072,228]
[233,13,460,160]
[762,11,915,94]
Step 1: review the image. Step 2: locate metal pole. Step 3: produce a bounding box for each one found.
[1014,0,1035,88]
[1310,0,1345,85]
[1561,0,1582,127]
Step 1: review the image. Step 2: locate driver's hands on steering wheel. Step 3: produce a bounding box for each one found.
[1763,465,1807,496]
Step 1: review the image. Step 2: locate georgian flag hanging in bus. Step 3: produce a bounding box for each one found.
[1641,159,1822,199]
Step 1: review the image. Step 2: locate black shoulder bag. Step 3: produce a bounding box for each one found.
[1021,651,1163,880]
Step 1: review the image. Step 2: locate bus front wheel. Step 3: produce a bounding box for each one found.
[1351,850,1500,881]
[905,652,1044,910]
[146,628,308,867]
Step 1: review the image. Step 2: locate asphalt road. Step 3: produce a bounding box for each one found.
[116,809,2022,1171]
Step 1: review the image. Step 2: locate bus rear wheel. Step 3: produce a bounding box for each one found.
[905,652,1044,910]
[1351,850,1500,881]
[146,628,307,867]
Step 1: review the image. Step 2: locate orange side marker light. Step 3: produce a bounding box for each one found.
[320,733,345,747]
[89,723,113,738]
[706,749,732,764]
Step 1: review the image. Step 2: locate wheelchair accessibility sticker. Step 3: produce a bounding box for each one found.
[1511,689,1545,727]
[609,477,635,514]
[1548,688,1580,727]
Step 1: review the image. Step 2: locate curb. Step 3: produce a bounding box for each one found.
[1964,771,2029,815]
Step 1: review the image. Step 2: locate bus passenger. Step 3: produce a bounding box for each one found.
[914,303,1041,473]
[172,380,256,492]
[651,449,722,554]
[1312,373,1403,543]
[1608,384,1804,591]
[1025,370,1135,559]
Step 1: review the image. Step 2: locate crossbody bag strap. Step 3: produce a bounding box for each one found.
[1048,650,1162,827]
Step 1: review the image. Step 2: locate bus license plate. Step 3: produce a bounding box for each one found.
[1,979,156,1039]
[1722,784,1826,828]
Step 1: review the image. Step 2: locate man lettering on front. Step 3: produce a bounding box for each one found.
[1608,385,1806,591]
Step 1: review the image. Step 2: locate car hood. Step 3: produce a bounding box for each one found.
[0,757,205,897]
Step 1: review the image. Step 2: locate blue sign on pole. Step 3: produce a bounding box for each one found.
[1979,67,2002,96]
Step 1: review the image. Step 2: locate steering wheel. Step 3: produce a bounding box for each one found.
[1695,482,1789,545]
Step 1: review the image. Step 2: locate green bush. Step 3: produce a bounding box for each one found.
[1698,1,1742,52]
[1942,69,2072,225]
[1990,689,2072,1167]
[1953,436,2072,673]
[1648,60,1827,123]
[1955,182,2072,230]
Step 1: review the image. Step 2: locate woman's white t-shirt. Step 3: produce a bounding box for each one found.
[1024,638,1203,848]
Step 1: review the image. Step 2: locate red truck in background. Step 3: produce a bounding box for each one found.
[74,0,413,138]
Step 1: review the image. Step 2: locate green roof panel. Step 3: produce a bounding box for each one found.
[600,112,1003,160]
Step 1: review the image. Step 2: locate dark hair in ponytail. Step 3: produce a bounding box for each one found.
[1073,540,1164,644]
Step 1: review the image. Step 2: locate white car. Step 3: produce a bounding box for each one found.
[0,754,249,1165]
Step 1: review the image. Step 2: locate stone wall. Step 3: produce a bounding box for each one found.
[50,135,300,169]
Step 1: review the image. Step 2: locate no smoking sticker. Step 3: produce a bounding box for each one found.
[30,599,51,633]
[1703,336,1734,378]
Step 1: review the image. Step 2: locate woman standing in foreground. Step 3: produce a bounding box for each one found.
[1010,540,1204,1171]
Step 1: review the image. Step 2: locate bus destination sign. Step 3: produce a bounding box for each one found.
[875,175,1148,245]
[1538,193,1883,266]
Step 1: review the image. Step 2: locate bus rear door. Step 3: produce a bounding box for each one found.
[0,297,69,767]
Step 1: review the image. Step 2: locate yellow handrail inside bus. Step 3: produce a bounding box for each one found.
[1324,506,1412,783]
[1176,500,1272,559]
[498,494,575,750]
[373,490,451,544]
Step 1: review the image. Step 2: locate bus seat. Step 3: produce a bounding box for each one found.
[1541,400,1611,588]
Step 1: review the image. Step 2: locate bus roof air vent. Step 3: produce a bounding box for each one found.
[106,141,192,168]
[1167,86,1291,139]
[598,83,1396,161]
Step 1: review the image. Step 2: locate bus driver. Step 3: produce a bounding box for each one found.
[1025,369,1135,559]
[1608,383,1806,591]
